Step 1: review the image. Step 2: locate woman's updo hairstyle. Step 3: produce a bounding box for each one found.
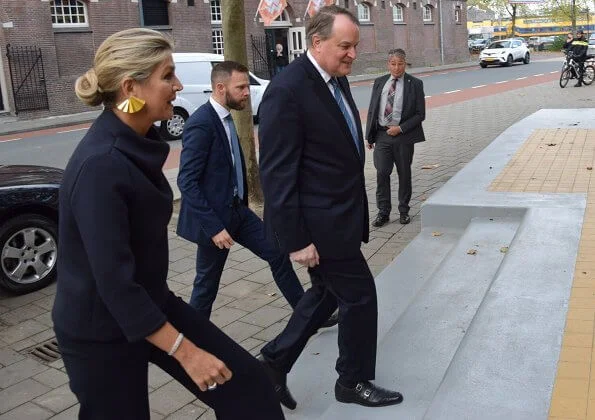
[75,28,173,108]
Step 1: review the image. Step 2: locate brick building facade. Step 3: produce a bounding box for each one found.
[0,0,468,119]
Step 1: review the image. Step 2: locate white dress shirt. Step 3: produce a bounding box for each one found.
[209,96,235,165]
[378,75,404,127]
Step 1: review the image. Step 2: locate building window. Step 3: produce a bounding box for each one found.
[357,3,370,22]
[344,0,349,8]
[210,0,221,24]
[454,6,461,23]
[381,0,386,9]
[423,5,433,22]
[393,4,404,22]
[212,29,224,54]
[141,0,169,26]
[50,0,88,27]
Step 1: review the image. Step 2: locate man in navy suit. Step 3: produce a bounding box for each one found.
[176,61,306,319]
[366,48,426,228]
[257,6,403,410]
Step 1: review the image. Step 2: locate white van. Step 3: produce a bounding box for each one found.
[156,53,270,140]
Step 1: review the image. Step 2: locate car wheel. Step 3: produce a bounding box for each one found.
[506,55,513,66]
[480,62,488,68]
[524,53,530,64]
[160,107,188,141]
[0,214,58,294]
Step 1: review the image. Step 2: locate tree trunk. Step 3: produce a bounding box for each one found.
[511,5,517,37]
[222,0,264,204]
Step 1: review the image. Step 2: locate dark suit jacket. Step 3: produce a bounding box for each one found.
[177,101,248,246]
[365,72,426,145]
[258,54,369,260]
[53,111,172,342]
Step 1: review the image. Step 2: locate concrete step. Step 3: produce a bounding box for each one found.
[317,217,522,419]
[284,226,464,419]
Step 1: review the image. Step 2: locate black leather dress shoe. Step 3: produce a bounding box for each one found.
[257,355,297,410]
[335,380,403,407]
[372,214,389,227]
[321,312,338,328]
[399,213,411,224]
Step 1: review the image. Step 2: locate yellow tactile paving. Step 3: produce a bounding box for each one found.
[489,129,595,419]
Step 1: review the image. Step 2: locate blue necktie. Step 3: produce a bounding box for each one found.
[225,114,244,200]
[330,77,361,156]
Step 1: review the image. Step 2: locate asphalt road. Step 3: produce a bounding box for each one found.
[0,56,565,170]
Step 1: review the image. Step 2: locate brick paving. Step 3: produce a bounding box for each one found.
[1,73,595,418]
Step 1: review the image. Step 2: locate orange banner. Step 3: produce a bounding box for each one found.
[258,0,288,26]
[305,0,336,17]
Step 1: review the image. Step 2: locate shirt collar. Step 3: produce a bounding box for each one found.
[209,96,230,121]
[307,50,332,84]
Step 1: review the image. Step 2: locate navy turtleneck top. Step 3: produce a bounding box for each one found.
[53,111,173,342]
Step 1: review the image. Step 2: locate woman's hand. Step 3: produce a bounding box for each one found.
[174,339,233,391]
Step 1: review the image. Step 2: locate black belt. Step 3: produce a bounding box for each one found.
[377,125,389,131]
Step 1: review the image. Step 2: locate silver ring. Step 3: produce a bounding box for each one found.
[207,383,217,391]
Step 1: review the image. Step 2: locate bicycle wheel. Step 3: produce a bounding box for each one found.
[582,65,595,85]
[560,69,571,88]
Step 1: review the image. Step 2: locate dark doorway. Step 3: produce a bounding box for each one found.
[266,28,289,77]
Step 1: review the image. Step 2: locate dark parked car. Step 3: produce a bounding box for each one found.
[0,165,62,294]
[537,36,556,51]
[470,39,490,53]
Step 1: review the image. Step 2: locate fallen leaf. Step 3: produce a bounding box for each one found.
[432,231,443,237]
[467,249,477,255]
[500,246,509,253]
[546,143,557,147]
[421,164,440,169]
[587,167,593,171]
[312,352,320,355]
[267,292,277,297]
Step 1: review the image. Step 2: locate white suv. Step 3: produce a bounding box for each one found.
[156,53,270,140]
[479,39,530,68]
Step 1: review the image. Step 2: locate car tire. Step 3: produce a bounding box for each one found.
[0,214,58,294]
[160,107,188,141]
[506,55,513,66]
[480,62,488,68]
[523,53,530,64]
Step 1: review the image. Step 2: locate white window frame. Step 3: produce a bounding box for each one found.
[265,9,291,27]
[50,0,88,28]
[357,3,370,22]
[423,5,433,22]
[454,6,461,23]
[210,0,222,24]
[212,28,224,55]
[393,4,404,22]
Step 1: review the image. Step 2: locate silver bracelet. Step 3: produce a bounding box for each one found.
[167,333,184,356]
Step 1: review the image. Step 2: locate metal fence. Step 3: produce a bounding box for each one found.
[6,45,49,113]
[251,34,273,80]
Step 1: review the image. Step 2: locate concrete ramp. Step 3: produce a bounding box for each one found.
[283,110,591,419]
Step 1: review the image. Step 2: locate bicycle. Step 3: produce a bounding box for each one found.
[560,51,595,88]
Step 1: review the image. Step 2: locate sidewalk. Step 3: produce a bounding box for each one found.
[1,56,590,419]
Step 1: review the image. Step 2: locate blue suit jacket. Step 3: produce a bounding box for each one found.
[177,101,248,245]
[258,54,369,260]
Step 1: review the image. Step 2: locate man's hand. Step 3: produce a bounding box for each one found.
[366,141,374,150]
[387,125,402,136]
[212,229,234,249]
[290,243,320,268]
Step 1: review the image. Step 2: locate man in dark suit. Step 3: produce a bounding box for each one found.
[176,61,306,319]
[366,48,426,227]
[258,6,403,410]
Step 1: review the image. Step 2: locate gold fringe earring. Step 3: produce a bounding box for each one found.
[116,96,145,113]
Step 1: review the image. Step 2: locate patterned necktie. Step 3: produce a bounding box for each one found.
[384,78,398,122]
[225,114,244,200]
[329,78,361,156]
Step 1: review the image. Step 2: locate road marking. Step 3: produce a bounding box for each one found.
[496,80,508,84]
[533,73,544,77]
[516,77,527,80]
[58,127,88,134]
[444,90,461,94]
[456,69,467,72]
[550,71,558,74]
[0,137,22,143]
[438,72,449,75]
[425,95,432,98]
[472,84,486,89]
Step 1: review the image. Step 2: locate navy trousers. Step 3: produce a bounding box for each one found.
[190,202,304,318]
[261,252,378,382]
[56,293,285,420]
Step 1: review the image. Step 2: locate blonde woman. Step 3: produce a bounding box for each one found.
[52,28,284,419]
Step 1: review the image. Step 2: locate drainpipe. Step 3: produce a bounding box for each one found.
[439,0,445,64]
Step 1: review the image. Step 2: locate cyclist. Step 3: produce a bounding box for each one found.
[570,29,589,87]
